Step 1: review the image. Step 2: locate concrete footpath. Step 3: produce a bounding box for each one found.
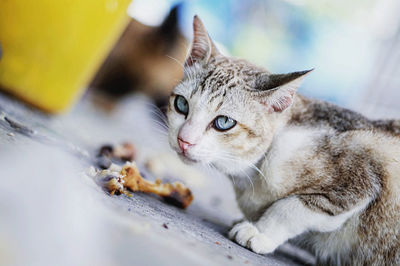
[0,92,315,266]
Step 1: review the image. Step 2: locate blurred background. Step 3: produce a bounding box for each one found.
[2,0,400,116]
[124,0,400,118]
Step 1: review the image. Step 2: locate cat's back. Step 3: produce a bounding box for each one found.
[297,129,400,265]
[289,95,400,137]
[287,96,400,264]
[290,96,400,198]
[327,131,400,265]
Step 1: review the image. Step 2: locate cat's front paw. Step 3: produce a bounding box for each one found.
[229,221,259,246]
[247,233,278,254]
[229,221,279,254]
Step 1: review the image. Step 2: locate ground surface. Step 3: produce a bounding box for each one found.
[0,92,315,266]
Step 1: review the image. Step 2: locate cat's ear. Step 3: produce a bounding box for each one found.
[185,15,219,66]
[158,4,181,45]
[255,69,313,112]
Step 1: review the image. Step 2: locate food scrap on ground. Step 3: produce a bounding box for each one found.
[91,162,194,209]
[96,142,136,169]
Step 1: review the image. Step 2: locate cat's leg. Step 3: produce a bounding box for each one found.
[229,196,369,254]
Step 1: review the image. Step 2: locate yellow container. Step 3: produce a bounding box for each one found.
[0,0,131,113]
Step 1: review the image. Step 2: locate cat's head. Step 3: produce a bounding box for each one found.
[168,16,311,175]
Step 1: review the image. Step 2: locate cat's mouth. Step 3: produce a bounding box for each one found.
[177,151,198,164]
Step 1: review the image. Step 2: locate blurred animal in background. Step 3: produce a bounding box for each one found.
[90,5,187,109]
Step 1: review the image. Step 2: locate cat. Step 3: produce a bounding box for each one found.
[167,16,400,265]
[90,5,187,104]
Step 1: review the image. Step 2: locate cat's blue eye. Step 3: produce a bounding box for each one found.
[214,116,236,131]
[174,95,189,116]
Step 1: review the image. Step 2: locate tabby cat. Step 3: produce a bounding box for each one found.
[167,16,400,265]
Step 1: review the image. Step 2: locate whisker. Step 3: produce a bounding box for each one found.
[210,150,265,192]
[143,101,170,127]
[230,173,237,187]
[239,168,255,197]
[166,55,191,79]
[165,54,184,68]
[248,162,268,184]
[204,162,226,191]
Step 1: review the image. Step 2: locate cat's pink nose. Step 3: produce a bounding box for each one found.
[178,137,194,152]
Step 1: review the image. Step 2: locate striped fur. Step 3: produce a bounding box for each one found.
[167,16,400,265]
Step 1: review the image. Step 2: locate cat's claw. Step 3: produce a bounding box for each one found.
[229,221,278,254]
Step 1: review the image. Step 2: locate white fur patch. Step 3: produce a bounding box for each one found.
[232,197,370,255]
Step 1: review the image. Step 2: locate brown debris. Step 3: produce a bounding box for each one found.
[105,178,132,197]
[97,142,136,169]
[104,163,193,209]
[98,142,135,160]
[113,142,136,161]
